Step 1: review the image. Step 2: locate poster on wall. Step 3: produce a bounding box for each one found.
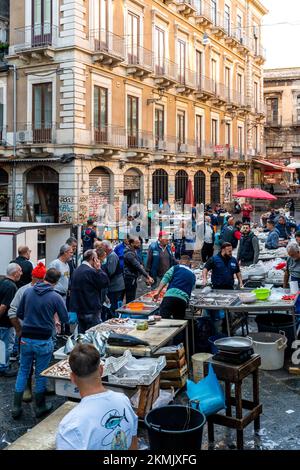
[224,177,232,203]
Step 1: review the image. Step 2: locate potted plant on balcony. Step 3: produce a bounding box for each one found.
[0,42,9,60]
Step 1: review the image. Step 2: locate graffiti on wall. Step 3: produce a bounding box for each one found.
[59,195,75,223]
[15,193,24,217]
[78,195,88,223]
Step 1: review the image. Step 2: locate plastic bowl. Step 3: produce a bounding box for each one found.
[239,293,257,304]
[251,288,271,301]
[127,302,144,311]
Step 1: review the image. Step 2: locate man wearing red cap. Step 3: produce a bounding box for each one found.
[8,262,48,401]
[146,231,177,287]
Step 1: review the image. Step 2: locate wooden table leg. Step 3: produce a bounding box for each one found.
[225,381,232,417]
[185,323,190,371]
[253,369,260,432]
[235,382,244,450]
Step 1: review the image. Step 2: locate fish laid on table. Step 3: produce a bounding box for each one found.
[107,333,150,347]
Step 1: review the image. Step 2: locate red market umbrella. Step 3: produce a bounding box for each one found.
[233,188,277,200]
[185,180,195,206]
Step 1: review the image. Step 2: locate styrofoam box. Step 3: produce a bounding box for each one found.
[55,378,80,399]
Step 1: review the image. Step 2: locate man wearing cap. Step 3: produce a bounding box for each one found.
[8,262,48,401]
[146,231,177,287]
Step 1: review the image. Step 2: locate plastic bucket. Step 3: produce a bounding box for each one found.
[255,314,294,349]
[248,331,287,370]
[208,334,227,354]
[145,405,206,451]
[192,353,213,383]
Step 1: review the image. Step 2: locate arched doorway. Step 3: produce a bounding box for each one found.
[152,169,168,204]
[0,168,9,218]
[175,170,188,206]
[224,172,233,203]
[26,166,59,222]
[124,168,141,209]
[210,171,220,204]
[89,167,111,222]
[237,172,246,191]
[194,170,206,205]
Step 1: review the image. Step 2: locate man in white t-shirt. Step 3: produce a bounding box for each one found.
[49,244,73,300]
[56,344,138,450]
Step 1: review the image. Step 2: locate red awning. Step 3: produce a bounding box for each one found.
[253,159,295,173]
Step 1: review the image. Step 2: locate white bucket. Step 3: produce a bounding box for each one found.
[249,331,287,370]
[192,353,212,382]
[289,281,299,294]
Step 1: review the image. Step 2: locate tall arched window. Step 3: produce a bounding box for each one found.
[210,171,220,204]
[152,169,168,204]
[175,170,188,204]
[194,171,205,204]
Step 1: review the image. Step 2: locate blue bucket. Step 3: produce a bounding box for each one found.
[208,334,227,354]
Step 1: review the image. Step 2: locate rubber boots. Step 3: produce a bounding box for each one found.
[12,392,23,419]
[23,378,32,403]
[35,393,53,418]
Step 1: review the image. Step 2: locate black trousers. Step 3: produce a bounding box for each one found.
[201,242,214,262]
[124,277,138,303]
[159,296,187,320]
[78,313,102,334]
[108,290,125,317]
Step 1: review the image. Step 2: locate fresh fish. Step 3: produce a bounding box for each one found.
[108,332,150,347]
[103,409,128,430]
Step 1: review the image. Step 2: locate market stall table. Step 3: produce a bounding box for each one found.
[106,319,189,365]
[188,289,299,353]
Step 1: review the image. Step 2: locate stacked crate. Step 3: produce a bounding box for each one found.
[153,343,188,389]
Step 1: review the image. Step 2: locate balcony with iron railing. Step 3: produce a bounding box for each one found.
[176,67,197,93]
[254,44,266,64]
[194,75,216,101]
[125,45,153,78]
[176,0,197,17]
[16,123,57,145]
[153,58,178,88]
[211,11,227,38]
[265,116,282,127]
[90,30,125,66]
[14,24,58,58]
[195,0,213,26]
[176,138,196,155]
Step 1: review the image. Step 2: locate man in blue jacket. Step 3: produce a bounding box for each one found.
[265,219,281,250]
[12,268,69,419]
[146,231,177,286]
[114,238,129,271]
[202,242,243,290]
[275,215,297,241]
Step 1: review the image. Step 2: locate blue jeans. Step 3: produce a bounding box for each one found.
[0,327,15,371]
[15,337,54,393]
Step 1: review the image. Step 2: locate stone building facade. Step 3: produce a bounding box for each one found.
[0,0,267,223]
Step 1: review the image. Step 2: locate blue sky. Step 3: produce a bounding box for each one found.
[263,0,300,69]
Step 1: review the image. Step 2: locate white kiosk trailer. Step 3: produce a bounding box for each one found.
[0,222,72,277]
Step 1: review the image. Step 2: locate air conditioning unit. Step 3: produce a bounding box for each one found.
[17,130,33,143]
[157,140,167,151]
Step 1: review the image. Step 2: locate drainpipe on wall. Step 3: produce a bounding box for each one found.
[10,64,17,220]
